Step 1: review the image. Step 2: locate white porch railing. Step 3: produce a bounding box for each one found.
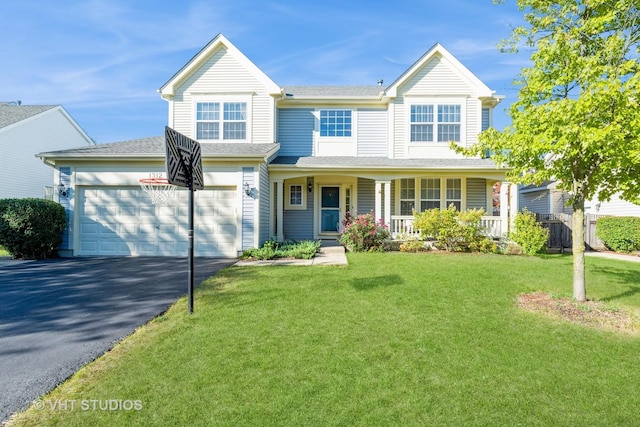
[389,215,504,239]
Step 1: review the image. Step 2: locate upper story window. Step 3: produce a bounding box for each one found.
[410,103,461,143]
[196,101,247,141]
[320,110,352,137]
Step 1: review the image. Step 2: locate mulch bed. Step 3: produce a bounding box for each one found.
[517,292,640,335]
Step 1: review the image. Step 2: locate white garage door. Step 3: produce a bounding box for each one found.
[78,187,238,257]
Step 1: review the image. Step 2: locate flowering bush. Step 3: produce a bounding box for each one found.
[339,212,390,252]
[413,204,497,253]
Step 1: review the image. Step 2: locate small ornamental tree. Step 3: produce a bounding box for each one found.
[455,0,640,301]
[339,212,390,252]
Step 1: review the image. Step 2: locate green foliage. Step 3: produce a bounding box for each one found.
[339,212,390,252]
[399,239,430,253]
[455,0,640,300]
[241,240,321,260]
[596,216,640,253]
[510,209,549,255]
[412,205,497,253]
[0,198,67,259]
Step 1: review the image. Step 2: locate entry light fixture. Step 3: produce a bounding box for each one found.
[58,183,67,197]
[244,182,251,196]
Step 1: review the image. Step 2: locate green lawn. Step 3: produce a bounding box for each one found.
[0,245,9,257]
[9,253,640,426]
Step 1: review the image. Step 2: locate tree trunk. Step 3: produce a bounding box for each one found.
[572,202,586,302]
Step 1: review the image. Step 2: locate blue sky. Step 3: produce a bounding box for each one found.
[1,0,529,144]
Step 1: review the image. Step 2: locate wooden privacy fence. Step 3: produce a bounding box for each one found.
[536,213,607,252]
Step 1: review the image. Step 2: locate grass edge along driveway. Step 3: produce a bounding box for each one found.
[8,253,640,427]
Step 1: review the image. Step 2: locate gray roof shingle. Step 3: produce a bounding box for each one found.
[0,105,58,129]
[282,86,383,98]
[37,136,280,159]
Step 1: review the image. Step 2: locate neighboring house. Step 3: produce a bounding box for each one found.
[37,34,517,258]
[519,181,640,217]
[0,102,94,199]
[519,181,573,215]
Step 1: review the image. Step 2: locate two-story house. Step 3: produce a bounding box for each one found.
[38,34,516,258]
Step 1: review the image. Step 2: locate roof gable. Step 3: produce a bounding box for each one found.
[385,43,496,99]
[0,105,57,130]
[0,104,94,144]
[159,34,280,98]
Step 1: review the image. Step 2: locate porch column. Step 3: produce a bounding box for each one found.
[509,182,519,229]
[500,181,510,235]
[375,181,382,221]
[383,180,391,225]
[275,179,284,242]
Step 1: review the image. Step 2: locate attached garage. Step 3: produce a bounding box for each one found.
[78,186,238,257]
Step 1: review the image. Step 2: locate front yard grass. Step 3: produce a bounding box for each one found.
[0,244,9,256]
[8,253,640,426]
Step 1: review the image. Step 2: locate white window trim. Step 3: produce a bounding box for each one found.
[285,178,307,210]
[396,176,467,214]
[406,98,465,146]
[193,95,252,143]
[314,108,357,143]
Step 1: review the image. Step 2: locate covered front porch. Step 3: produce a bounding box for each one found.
[267,157,518,243]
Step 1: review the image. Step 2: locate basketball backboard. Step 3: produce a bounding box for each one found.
[165,126,204,190]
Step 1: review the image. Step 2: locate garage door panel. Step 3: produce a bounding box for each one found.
[79,187,238,257]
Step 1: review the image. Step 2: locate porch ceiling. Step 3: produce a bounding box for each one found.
[269,155,505,172]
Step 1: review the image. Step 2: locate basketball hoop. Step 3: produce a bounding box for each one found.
[139,177,176,205]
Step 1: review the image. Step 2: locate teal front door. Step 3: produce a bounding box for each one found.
[320,186,340,233]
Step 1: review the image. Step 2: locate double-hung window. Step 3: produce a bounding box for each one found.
[420,178,441,210]
[445,178,462,210]
[320,110,352,137]
[410,103,461,143]
[410,105,434,142]
[400,178,415,215]
[196,101,247,141]
[437,105,461,142]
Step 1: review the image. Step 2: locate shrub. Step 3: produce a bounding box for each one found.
[509,209,549,255]
[241,240,321,260]
[0,198,67,259]
[596,216,640,253]
[399,239,430,253]
[412,205,496,253]
[339,212,390,252]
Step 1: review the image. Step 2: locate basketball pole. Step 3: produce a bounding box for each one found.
[187,155,195,314]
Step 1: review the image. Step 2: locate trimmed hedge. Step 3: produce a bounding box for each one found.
[596,216,640,253]
[0,198,67,259]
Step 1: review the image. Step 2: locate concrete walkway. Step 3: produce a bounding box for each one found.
[234,245,348,266]
[586,251,640,263]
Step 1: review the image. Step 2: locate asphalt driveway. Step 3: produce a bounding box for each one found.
[0,256,236,423]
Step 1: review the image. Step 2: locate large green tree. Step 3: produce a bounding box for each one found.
[458,0,640,301]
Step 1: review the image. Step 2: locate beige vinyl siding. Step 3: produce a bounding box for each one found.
[393,98,405,159]
[357,108,388,156]
[465,98,480,148]
[401,56,472,96]
[171,47,274,143]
